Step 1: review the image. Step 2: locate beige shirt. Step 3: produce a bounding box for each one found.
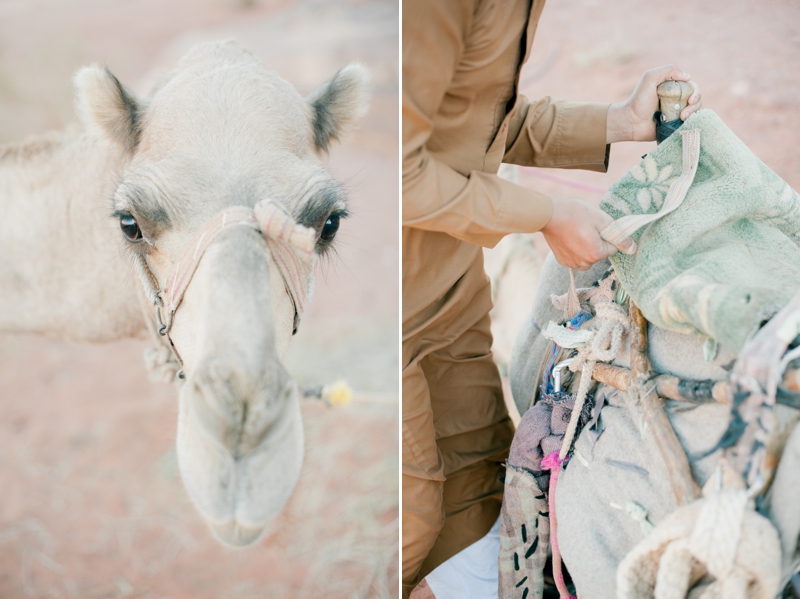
[402,0,611,349]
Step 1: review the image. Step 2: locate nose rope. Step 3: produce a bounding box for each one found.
[141,199,316,377]
[160,199,316,325]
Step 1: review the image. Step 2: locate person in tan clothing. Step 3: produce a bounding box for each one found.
[402,1,701,596]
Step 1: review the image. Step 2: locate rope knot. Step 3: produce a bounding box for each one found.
[541,451,568,472]
[625,500,655,535]
[558,283,629,461]
[569,301,629,375]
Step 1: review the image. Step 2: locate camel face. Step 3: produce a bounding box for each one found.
[74,41,369,546]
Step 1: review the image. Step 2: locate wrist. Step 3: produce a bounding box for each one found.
[540,195,567,235]
[606,102,631,144]
[539,194,557,233]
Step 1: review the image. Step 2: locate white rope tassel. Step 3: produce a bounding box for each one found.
[558,301,629,460]
[600,128,701,246]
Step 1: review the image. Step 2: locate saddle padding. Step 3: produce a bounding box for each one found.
[601,109,800,352]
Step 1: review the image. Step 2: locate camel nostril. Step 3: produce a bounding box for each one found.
[186,363,296,458]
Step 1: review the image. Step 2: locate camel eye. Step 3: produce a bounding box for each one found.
[119,214,143,242]
[321,214,340,242]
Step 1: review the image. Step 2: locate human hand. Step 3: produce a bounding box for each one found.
[607,65,702,143]
[541,197,637,270]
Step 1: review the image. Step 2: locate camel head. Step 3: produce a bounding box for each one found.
[73,41,369,546]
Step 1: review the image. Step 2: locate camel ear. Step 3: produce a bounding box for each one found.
[74,65,143,153]
[306,64,370,152]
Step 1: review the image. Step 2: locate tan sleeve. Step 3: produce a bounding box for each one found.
[402,0,554,249]
[504,94,611,171]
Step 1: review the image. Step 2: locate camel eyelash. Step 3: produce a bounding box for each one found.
[315,210,347,253]
[111,209,147,245]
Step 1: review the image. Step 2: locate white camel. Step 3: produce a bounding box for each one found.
[0,41,370,546]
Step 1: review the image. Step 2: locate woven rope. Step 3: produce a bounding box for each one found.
[558,300,629,460]
[162,199,315,319]
[617,486,781,599]
[139,199,315,381]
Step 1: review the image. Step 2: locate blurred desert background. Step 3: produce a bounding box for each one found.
[0,1,398,598]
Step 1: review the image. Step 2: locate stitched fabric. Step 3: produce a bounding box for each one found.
[499,465,551,599]
[600,109,800,352]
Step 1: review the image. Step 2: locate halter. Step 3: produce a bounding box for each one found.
[139,199,317,376]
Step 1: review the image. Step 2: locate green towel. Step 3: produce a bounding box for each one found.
[600,109,800,352]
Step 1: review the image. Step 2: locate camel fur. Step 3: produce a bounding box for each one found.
[0,41,370,547]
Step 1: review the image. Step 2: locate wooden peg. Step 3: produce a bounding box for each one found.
[657,80,693,122]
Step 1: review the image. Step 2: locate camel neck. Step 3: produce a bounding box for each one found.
[0,130,67,165]
[0,127,144,342]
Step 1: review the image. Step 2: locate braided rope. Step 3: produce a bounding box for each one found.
[617,485,781,599]
[559,301,629,460]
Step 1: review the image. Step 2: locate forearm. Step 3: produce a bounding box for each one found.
[606,102,632,144]
[402,150,553,247]
[504,96,610,171]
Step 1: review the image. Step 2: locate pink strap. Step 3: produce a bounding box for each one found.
[541,452,576,599]
[161,199,316,319]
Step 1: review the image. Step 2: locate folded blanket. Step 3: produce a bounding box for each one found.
[601,109,800,352]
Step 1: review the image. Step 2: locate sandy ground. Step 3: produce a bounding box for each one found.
[0,1,398,598]
[414,0,800,596]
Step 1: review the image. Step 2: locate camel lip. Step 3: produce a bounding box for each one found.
[175,376,304,538]
[209,520,267,547]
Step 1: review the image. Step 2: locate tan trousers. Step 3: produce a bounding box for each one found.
[402,285,514,598]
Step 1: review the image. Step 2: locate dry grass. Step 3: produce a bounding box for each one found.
[0,336,398,599]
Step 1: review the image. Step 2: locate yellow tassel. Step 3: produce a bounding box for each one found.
[321,380,353,407]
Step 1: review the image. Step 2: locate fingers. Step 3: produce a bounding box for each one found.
[593,209,637,258]
[647,64,691,86]
[594,235,636,263]
[626,64,701,141]
[681,80,702,120]
[649,64,702,121]
[614,236,638,255]
[541,198,638,270]
[563,238,632,270]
